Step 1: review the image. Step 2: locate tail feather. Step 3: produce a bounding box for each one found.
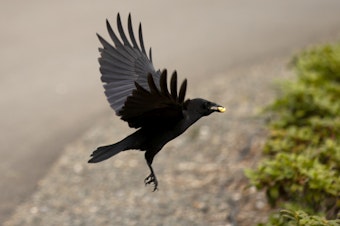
[88,142,124,163]
[89,129,144,163]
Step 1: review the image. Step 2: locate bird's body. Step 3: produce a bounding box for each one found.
[89,13,225,191]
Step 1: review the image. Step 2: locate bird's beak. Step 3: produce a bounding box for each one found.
[210,105,226,113]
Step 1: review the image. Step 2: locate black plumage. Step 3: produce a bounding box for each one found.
[89,13,225,191]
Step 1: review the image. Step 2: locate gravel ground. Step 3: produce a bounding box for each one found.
[4,57,293,226]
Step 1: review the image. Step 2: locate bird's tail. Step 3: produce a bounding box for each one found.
[88,141,126,163]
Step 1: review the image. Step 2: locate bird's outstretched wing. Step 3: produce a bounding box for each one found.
[120,70,188,129]
[97,13,160,115]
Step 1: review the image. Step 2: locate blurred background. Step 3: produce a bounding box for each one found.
[1,0,340,224]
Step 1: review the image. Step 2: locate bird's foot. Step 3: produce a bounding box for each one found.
[144,173,158,191]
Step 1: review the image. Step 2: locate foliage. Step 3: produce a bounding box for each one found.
[279,209,340,226]
[245,42,340,225]
[258,209,340,226]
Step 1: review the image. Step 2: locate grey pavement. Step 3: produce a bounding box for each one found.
[1,0,340,224]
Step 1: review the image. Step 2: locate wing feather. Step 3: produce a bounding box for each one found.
[149,48,153,63]
[160,70,171,98]
[138,23,147,55]
[178,79,187,103]
[97,33,136,69]
[147,73,161,96]
[116,14,131,47]
[170,71,178,100]
[127,14,140,50]
[97,14,160,115]
[120,70,188,128]
[97,13,189,128]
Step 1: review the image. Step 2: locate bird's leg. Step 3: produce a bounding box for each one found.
[144,162,158,191]
[144,152,158,191]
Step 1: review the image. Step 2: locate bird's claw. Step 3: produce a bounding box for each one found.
[144,174,158,191]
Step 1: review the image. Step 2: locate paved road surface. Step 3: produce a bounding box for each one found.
[1,0,340,223]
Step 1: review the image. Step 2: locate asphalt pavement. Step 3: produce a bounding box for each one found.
[1,0,340,224]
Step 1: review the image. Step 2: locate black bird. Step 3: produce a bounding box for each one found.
[88,13,225,191]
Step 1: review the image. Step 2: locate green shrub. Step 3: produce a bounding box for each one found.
[258,209,340,226]
[280,209,340,226]
[245,42,340,225]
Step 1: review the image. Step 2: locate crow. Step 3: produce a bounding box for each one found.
[88,13,225,191]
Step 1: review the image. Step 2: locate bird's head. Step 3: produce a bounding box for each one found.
[185,98,226,117]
